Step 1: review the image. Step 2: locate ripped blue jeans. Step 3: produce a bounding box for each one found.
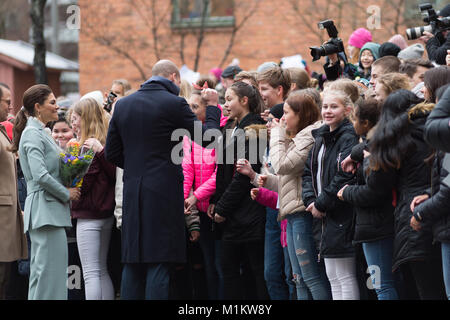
[286,212,331,300]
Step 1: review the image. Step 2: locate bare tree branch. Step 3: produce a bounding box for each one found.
[219,0,261,68]
[193,0,210,71]
[179,31,187,65]
[287,0,324,42]
[94,36,148,81]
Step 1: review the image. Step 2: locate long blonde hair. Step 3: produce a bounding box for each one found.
[72,98,109,146]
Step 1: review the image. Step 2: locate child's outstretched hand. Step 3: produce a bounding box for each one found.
[250,188,260,201]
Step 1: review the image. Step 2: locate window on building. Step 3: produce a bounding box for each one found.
[171,0,235,29]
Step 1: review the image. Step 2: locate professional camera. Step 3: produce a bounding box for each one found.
[310,20,345,62]
[406,3,450,40]
[103,91,117,113]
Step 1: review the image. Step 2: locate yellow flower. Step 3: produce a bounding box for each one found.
[76,178,83,188]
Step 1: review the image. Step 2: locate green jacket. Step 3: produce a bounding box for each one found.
[19,117,71,232]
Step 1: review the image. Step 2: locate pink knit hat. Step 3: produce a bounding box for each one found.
[388,34,408,50]
[348,28,372,49]
[209,68,222,81]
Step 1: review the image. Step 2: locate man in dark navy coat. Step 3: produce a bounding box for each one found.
[104,60,221,299]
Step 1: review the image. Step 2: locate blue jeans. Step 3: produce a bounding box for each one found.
[198,212,224,300]
[362,237,399,300]
[286,212,331,300]
[283,246,296,299]
[264,207,290,300]
[121,263,170,300]
[442,242,450,300]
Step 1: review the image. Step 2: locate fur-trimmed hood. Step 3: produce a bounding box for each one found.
[408,102,435,122]
[243,124,268,140]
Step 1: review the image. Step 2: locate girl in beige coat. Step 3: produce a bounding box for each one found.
[260,90,331,300]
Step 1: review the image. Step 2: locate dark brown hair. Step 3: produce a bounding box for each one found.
[285,91,320,136]
[423,66,450,103]
[9,84,52,153]
[288,68,316,90]
[229,81,264,114]
[355,98,380,128]
[196,76,217,89]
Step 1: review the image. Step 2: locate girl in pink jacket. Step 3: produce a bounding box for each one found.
[183,89,224,300]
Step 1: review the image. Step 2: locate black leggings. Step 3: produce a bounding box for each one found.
[399,258,446,300]
[221,240,269,300]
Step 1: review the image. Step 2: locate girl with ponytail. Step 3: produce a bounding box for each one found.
[208,81,269,299]
[13,84,81,300]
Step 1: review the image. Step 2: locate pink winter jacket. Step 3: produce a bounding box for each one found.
[254,187,287,248]
[182,136,217,213]
[217,104,229,128]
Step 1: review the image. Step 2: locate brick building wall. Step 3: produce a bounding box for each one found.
[79,0,423,95]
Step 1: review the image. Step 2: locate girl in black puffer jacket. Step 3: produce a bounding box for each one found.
[338,98,399,300]
[367,90,446,300]
[210,81,269,300]
[410,84,450,300]
[302,89,359,300]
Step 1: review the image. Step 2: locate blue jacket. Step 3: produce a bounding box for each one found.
[105,76,221,263]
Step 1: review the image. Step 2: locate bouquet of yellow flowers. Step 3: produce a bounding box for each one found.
[59,140,95,188]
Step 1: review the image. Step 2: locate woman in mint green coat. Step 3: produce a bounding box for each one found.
[10,84,80,300]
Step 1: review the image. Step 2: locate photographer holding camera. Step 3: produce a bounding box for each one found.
[312,22,374,82]
[415,4,450,65]
[103,79,132,113]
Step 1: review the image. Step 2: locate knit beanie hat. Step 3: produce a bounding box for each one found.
[398,43,424,60]
[257,61,279,73]
[359,42,380,62]
[388,34,408,50]
[348,28,372,49]
[379,42,401,58]
[269,103,284,119]
[80,90,104,108]
[209,68,222,81]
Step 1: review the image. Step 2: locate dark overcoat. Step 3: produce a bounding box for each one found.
[105,76,221,263]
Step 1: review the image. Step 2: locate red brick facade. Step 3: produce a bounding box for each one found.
[79,0,419,95]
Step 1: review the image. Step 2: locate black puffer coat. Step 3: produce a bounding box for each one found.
[342,140,395,244]
[424,86,450,152]
[391,105,441,271]
[414,151,450,243]
[212,113,267,242]
[302,118,359,259]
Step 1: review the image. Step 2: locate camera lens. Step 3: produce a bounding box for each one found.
[310,46,326,61]
[405,25,432,40]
